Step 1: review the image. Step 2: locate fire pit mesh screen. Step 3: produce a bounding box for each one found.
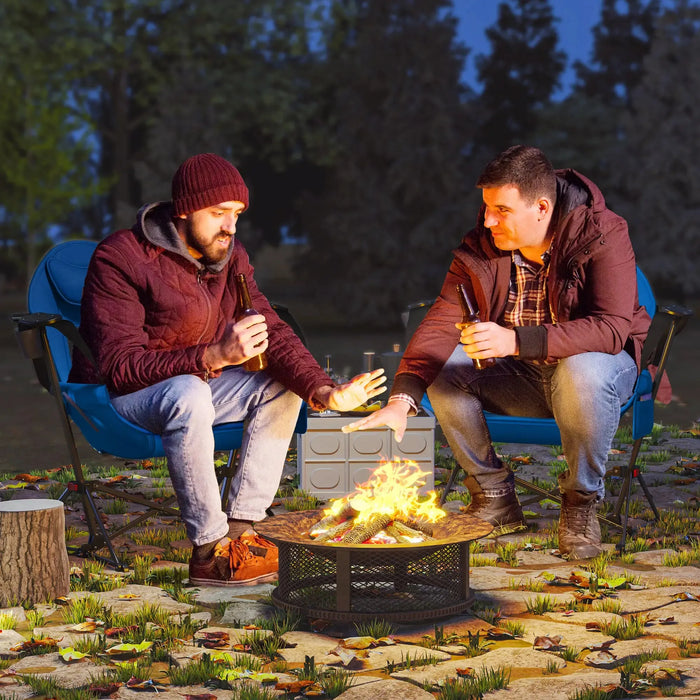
[278,541,467,617]
[258,510,492,622]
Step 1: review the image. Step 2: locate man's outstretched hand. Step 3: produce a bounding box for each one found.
[340,400,411,442]
[312,369,387,413]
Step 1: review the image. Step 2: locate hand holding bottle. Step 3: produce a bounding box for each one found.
[203,314,269,370]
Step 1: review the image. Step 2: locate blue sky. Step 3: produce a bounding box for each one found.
[452,0,604,98]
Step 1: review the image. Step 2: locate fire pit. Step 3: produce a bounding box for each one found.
[256,510,492,622]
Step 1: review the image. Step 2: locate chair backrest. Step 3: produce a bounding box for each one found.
[636,267,655,319]
[27,240,98,381]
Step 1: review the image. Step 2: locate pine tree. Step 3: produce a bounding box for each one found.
[574,0,661,105]
[615,0,700,299]
[297,0,474,325]
[475,0,565,153]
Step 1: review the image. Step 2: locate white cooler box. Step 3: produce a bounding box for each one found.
[297,409,436,500]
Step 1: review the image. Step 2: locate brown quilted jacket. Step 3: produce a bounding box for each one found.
[392,169,653,406]
[69,203,332,400]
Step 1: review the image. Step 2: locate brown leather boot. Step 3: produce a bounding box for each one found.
[558,491,603,559]
[463,476,526,537]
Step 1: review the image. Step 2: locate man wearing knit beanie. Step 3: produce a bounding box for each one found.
[71,153,386,585]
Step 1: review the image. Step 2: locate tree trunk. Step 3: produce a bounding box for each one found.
[0,499,70,606]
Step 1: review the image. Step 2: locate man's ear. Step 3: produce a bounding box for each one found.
[537,197,552,218]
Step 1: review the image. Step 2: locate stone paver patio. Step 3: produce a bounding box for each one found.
[0,425,698,698]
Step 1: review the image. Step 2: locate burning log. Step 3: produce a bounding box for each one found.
[314,520,354,543]
[386,520,435,543]
[308,459,447,544]
[312,503,359,533]
[341,515,392,544]
[399,517,435,537]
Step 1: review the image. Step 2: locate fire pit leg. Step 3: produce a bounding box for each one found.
[336,550,351,612]
[394,560,408,592]
[460,542,470,601]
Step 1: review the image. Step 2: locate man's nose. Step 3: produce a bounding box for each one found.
[223,216,237,233]
[483,211,498,228]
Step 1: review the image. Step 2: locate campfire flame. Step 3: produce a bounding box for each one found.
[329,458,446,524]
[309,459,446,544]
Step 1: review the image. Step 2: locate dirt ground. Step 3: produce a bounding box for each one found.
[1,289,698,475]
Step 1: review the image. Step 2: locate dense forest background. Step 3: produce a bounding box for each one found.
[1,0,698,326]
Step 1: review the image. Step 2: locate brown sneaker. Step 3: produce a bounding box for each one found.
[558,492,603,559]
[466,484,527,537]
[189,537,278,586]
[240,532,279,564]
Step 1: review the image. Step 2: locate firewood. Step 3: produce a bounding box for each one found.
[312,503,359,533]
[388,520,434,542]
[341,514,392,543]
[313,520,353,542]
[400,516,435,536]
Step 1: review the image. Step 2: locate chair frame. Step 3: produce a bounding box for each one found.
[404,270,692,551]
[12,241,306,568]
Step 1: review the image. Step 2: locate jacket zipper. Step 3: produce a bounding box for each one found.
[195,270,214,376]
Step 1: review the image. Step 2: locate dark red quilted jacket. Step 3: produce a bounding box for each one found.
[69,227,332,400]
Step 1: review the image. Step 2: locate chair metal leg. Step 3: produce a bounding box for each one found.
[218,449,239,512]
[439,464,463,505]
[614,437,660,552]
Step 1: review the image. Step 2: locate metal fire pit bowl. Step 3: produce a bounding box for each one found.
[256,510,493,623]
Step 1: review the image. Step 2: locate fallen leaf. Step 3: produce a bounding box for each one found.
[117,593,141,599]
[10,637,62,653]
[340,636,376,649]
[568,571,590,587]
[649,667,681,682]
[657,616,675,625]
[15,474,47,482]
[585,622,602,631]
[105,625,139,637]
[672,591,699,601]
[106,641,153,656]
[585,650,617,667]
[275,680,315,693]
[185,695,217,700]
[587,640,615,651]
[125,676,166,691]
[600,683,631,695]
[88,681,122,695]
[59,647,89,662]
[533,635,562,650]
[456,667,474,677]
[70,621,97,633]
[487,628,514,640]
[197,631,230,649]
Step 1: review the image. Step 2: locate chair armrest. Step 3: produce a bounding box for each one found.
[11,312,62,360]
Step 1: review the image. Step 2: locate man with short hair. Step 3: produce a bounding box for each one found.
[344,145,650,559]
[71,153,385,584]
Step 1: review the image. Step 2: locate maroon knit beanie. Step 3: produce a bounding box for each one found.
[171,153,249,216]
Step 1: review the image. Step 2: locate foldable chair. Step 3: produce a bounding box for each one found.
[402,268,692,551]
[12,240,307,568]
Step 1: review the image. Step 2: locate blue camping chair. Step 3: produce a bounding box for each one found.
[402,268,692,551]
[12,240,307,567]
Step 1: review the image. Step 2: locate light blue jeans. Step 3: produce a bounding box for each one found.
[427,347,638,498]
[111,369,302,546]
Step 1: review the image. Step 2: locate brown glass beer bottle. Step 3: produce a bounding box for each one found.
[456,283,496,370]
[235,273,268,372]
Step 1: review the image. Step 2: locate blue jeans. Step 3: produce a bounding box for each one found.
[111,369,302,546]
[427,348,638,498]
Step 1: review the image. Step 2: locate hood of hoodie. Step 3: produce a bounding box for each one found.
[134,201,234,274]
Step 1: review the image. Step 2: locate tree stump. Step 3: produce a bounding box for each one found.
[0,499,70,606]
